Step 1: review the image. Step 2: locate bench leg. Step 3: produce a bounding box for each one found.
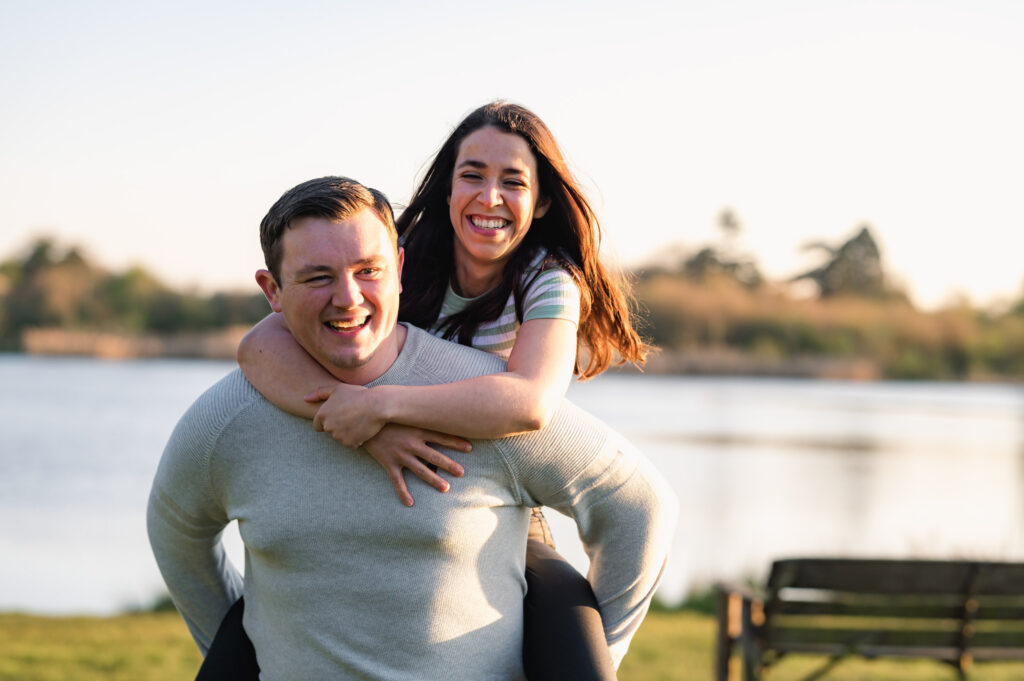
[714,589,734,681]
[739,597,762,681]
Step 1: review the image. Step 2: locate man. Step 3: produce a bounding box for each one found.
[147,176,677,680]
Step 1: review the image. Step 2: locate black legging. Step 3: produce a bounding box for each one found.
[194,597,259,681]
[195,544,616,680]
[523,539,618,681]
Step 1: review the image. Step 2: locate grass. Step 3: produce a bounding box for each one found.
[3,610,1024,680]
[0,612,201,681]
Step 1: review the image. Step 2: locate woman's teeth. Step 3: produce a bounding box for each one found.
[471,216,507,230]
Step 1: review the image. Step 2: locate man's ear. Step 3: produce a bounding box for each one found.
[255,270,283,313]
[534,195,551,219]
[397,247,405,294]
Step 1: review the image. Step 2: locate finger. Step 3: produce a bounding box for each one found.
[304,387,333,404]
[424,433,473,453]
[406,460,451,494]
[418,448,464,478]
[387,467,414,507]
[312,412,325,432]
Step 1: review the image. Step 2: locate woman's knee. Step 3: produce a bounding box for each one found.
[525,540,600,610]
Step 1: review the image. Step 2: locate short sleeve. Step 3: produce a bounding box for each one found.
[522,265,581,326]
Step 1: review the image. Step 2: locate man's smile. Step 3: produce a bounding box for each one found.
[325,317,370,334]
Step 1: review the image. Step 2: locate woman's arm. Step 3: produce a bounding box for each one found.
[238,313,470,503]
[236,312,344,419]
[311,316,579,441]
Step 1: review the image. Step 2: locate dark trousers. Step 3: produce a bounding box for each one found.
[194,597,259,681]
[523,539,618,681]
[195,543,616,680]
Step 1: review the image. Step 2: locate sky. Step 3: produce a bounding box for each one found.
[1,0,1022,310]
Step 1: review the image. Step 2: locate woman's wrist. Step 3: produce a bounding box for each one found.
[366,385,399,426]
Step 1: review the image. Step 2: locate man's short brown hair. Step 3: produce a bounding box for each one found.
[260,176,396,282]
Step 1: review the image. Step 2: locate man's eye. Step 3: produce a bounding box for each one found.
[358,268,381,277]
[305,275,331,284]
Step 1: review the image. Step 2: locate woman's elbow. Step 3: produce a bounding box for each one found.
[236,329,257,368]
[517,398,559,432]
[236,314,280,368]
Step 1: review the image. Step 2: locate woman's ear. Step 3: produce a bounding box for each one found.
[534,196,551,219]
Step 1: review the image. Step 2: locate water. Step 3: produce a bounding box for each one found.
[1,355,1022,614]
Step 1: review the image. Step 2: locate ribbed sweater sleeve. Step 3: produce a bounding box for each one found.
[496,408,679,667]
[390,327,679,667]
[146,371,251,653]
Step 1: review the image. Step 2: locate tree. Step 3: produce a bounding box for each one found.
[794,225,887,298]
[643,207,763,289]
[0,237,270,346]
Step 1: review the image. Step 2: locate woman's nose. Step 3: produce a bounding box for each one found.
[479,181,502,206]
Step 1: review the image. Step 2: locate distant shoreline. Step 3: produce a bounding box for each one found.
[19,326,250,361]
[18,326,876,377]
[19,325,1022,383]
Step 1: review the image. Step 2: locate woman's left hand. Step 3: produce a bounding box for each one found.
[307,383,386,447]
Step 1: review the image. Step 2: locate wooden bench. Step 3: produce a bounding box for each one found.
[714,558,1024,681]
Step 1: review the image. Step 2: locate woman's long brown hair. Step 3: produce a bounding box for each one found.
[397,101,650,379]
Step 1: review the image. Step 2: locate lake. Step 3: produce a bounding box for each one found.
[1,354,1022,614]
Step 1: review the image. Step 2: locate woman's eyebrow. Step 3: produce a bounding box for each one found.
[456,158,529,176]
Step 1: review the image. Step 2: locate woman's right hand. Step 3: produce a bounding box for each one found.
[308,383,382,448]
[363,424,472,507]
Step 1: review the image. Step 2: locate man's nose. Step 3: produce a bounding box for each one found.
[331,276,363,308]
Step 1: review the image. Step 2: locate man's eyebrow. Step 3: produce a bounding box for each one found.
[293,264,333,277]
[353,255,388,266]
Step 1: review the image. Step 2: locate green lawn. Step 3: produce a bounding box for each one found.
[2,611,1023,680]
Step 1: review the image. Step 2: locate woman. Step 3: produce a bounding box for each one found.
[209,101,650,680]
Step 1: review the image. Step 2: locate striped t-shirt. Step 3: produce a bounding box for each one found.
[429,249,581,360]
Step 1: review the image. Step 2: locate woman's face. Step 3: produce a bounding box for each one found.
[447,126,549,290]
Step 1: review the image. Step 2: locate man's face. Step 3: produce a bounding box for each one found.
[256,209,404,385]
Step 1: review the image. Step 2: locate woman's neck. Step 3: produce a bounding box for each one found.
[452,258,503,298]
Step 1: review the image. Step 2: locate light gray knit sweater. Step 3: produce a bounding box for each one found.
[147,324,677,680]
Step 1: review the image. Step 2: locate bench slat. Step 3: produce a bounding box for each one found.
[768,559,1024,595]
[772,600,1024,620]
[769,641,962,661]
[770,642,1024,662]
[766,626,1024,650]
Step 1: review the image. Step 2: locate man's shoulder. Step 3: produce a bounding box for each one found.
[380,324,507,385]
[189,368,261,413]
[169,369,267,449]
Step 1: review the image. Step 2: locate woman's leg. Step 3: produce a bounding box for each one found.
[523,529,618,680]
[194,597,261,681]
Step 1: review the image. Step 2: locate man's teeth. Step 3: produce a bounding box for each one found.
[471,216,507,230]
[327,318,367,330]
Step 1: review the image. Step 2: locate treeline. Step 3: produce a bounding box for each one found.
[0,238,269,351]
[2,230,1022,380]
[634,218,1024,380]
